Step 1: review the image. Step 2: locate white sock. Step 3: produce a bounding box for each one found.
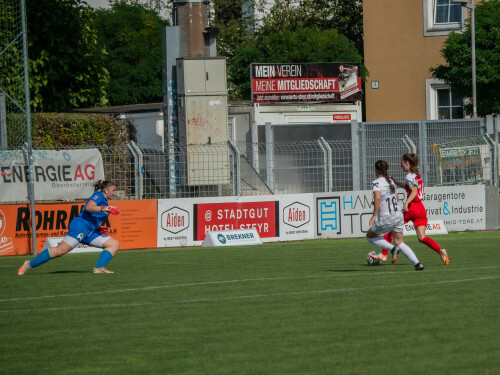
[396,242,420,265]
[367,237,393,250]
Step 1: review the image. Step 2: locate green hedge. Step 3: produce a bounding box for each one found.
[30,113,136,147]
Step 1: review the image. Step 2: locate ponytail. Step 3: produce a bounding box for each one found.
[375,160,395,194]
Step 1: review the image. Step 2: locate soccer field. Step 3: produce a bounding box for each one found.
[1,231,499,375]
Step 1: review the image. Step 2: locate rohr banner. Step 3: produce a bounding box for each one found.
[0,149,104,202]
[251,62,362,104]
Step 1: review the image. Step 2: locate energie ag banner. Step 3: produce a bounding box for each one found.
[0,149,104,202]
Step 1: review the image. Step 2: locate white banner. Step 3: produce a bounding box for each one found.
[42,237,101,253]
[315,185,487,237]
[157,185,488,248]
[403,220,448,236]
[0,149,104,202]
[202,229,262,247]
[422,185,486,231]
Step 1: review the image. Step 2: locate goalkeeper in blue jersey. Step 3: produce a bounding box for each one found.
[18,180,121,275]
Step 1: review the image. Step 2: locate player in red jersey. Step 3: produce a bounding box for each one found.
[381,153,449,265]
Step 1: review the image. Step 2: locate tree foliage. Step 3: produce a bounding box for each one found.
[258,0,363,53]
[215,0,365,100]
[430,0,500,116]
[93,2,169,106]
[26,0,109,112]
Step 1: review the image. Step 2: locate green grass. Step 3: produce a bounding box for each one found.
[1,231,499,375]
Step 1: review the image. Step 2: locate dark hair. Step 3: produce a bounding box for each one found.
[94,180,115,192]
[375,160,395,194]
[401,153,421,177]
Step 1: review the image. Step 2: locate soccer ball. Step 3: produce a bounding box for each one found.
[366,251,382,266]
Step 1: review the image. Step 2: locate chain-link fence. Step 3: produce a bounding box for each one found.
[0,0,31,150]
[3,119,498,202]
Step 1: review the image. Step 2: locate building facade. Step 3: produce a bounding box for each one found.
[363,0,476,121]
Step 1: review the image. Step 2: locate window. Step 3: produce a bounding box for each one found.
[436,88,464,119]
[434,0,462,24]
[426,79,464,119]
[423,0,464,36]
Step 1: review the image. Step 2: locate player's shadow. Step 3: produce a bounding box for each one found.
[48,270,89,274]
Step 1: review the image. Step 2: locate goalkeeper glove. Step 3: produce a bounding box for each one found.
[101,206,120,215]
[97,226,110,234]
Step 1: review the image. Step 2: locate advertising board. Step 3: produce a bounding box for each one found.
[251,63,362,104]
[0,200,157,256]
[0,149,104,202]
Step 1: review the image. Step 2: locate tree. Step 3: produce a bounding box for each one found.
[26,0,109,112]
[93,2,169,106]
[259,0,363,53]
[430,0,500,116]
[229,27,364,100]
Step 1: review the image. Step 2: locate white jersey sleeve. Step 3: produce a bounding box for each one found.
[371,177,401,219]
[405,173,418,189]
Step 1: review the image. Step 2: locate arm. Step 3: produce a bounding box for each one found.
[403,185,418,212]
[369,190,381,227]
[390,176,404,188]
[86,200,120,215]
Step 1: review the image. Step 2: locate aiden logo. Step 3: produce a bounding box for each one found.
[161,207,189,234]
[283,202,310,228]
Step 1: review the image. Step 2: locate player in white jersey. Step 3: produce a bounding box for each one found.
[366,160,424,270]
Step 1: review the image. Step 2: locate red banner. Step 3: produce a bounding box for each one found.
[194,201,279,241]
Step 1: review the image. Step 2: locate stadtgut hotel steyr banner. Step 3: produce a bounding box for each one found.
[251,62,362,104]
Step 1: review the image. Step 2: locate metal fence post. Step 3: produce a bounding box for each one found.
[496,116,499,188]
[127,141,144,199]
[351,120,361,191]
[0,95,7,150]
[318,137,332,192]
[418,121,428,184]
[265,122,274,192]
[251,121,259,171]
[360,122,366,189]
[228,140,240,196]
[485,115,498,187]
[483,133,496,186]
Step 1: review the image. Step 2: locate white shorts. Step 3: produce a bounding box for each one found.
[62,234,111,249]
[370,214,404,235]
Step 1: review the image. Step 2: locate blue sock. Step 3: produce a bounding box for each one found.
[29,249,51,268]
[95,250,113,268]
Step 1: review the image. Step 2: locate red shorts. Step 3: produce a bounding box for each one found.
[403,201,428,227]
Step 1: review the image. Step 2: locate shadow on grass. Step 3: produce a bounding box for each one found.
[48,270,90,274]
[325,269,373,272]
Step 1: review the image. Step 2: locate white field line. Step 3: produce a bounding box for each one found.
[1,275,499,313]
[2,265,499,303]
[0,266,500,312]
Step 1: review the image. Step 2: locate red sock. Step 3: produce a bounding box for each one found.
[421,237,441,253]
[381,233,393,256]
[384,232,393,243]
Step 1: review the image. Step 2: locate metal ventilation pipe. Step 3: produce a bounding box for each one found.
[172,0,210,57]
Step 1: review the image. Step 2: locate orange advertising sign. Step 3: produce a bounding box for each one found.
[0,200,157,256]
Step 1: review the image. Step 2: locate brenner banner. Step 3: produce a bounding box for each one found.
[251,62,362,104]
[0,149,104,202]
